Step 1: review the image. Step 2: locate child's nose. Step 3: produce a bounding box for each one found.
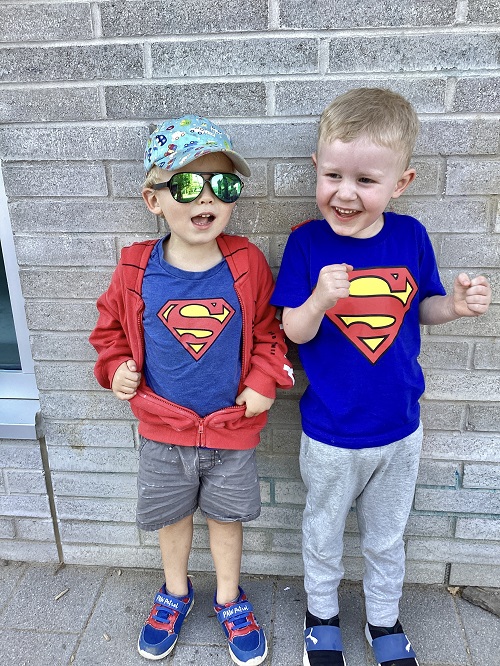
[197,181,214,203]
[337,179,357,200]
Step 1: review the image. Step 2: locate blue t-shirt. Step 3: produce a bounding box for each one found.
[142,237,242,417]
[271,213,446,449]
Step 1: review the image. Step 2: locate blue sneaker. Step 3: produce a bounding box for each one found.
[214,586,268,665]
[137,579,194,660]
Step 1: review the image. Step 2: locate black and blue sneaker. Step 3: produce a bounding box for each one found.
[303,610,345,666]
[214,586,267,665]
[137,578,194,660]
[365,619,419,666]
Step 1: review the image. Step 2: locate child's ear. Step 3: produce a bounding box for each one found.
[391,168,416,199]
[311,152,317,170]
[142,188,163,214]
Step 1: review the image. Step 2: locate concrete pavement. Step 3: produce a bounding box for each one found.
[0,561,499,666]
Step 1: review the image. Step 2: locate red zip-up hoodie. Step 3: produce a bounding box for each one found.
[89,234,294,449]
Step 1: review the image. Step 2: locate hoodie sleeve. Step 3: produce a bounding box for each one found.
[89,259,135,390]
[243,244,295,398]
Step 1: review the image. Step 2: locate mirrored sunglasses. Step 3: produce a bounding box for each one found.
[151,172,243,204]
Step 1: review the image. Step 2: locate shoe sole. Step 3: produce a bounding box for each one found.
[137,598,194,660]
[364,623,420,666]
[228,640,268,666]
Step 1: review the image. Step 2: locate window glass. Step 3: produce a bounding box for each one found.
[0,165,39,438]
[0,241,21,370]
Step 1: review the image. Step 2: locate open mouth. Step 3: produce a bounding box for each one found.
[334,207,359,219]
[191,213,215,227]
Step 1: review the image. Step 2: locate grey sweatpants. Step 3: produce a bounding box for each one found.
[300,423,423,627]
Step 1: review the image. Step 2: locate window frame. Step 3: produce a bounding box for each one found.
[0,165,39,438]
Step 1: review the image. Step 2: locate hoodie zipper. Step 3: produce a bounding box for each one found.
[234,280,248,380]
[137,389,244,448]
[136,300,145,371]
[197,419,205,448]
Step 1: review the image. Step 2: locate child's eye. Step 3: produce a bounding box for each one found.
[358,177,374,184]
[327,172,341,179]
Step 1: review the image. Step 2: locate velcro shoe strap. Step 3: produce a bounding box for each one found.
[304,625,343,652]
[217,601,254,625]
[154,591,190,615]
[372,633,416,663]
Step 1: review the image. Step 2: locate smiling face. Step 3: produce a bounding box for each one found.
[142,152,237,257]
[313,136,416,239]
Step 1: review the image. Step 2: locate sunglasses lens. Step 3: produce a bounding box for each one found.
[210,173,242,203]
[167,173,243,203]
[169,173,204,202]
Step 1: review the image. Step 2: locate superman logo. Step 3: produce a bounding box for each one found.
[158,298,235,360]
[325,267,417,363]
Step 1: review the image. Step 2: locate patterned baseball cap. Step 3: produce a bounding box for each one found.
[144,115,251,176]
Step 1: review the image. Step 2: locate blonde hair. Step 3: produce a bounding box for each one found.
[318,88,419,170]
[143,165,165,189]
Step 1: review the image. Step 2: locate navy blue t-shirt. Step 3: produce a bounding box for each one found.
[142,237,242,417]
[271,213,446,449]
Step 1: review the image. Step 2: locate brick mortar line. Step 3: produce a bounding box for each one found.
[1,115,500,130]
[90,0,102,39]
[455,0,470,24]
[269,0,281,30]
[11,226,500,233]
[2,71,499,91]
[1,23,499,47]
[0,0,92,4]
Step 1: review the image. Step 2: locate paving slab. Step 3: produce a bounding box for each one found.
[272,578,372,665]
[0,627,78,666]
[398,584,470,665]
[71,567,160,665]
[0,563,107,633]
[171,643,233,665]
[271,576,305,666]
[0,560,26,606]
[456,596,500,666]
[0,562,496,666]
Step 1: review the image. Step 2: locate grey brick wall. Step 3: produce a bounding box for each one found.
[0,0,498,586]
[0,438,59,563]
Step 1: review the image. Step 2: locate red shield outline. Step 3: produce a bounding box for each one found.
[158,298,235,360]
[325,267,418,363]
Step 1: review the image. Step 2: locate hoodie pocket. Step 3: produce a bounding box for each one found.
[209,405,267,432]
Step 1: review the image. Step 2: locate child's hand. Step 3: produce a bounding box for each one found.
[311,263,353,313]
[453,273,492,318]
[235,387,274,418]
[112,359,141,400]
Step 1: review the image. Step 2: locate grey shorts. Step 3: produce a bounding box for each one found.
[136,436,261,531]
